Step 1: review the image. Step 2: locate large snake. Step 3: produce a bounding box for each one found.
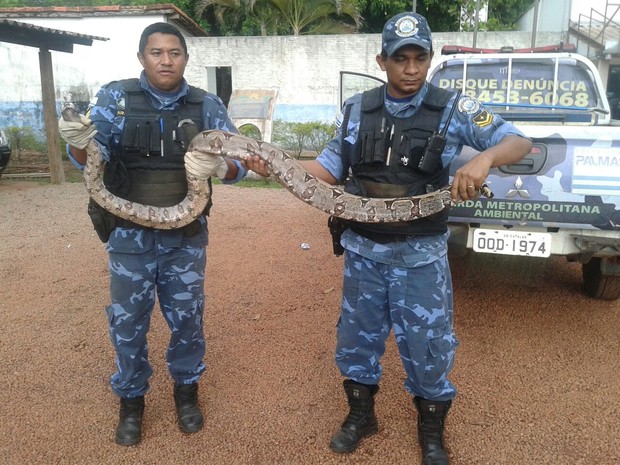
[190,130,458,223]
[63,105,209,229]
[63,107,484,227]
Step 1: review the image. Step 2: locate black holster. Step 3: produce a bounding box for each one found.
[87,198,117,243]
[328,216,349,256]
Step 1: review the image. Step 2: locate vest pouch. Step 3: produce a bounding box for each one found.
[417,133,445,174]
[343,176,367,197]
[358,129,388,164]
[398,133,424,169]
[103,158,131,197]
[121,117,161,155]
[87,198,117,243]
[174,120,200,151]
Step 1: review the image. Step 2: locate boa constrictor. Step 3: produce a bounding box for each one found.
[190,130,458,223]
[64,106,482,228]
[63,105,209,229]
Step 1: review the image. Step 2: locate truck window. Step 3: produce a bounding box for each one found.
[430,57,600,110]
[338,71,385,108]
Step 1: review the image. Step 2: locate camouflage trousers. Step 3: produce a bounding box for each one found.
[335,248,459,401]
[105,225,208,398]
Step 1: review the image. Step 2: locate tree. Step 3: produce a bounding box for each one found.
[6,0,534,34]
[194,0,363,36]
[269,0,362,35]
[359,0,535,33]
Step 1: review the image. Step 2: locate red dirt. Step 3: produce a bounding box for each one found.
[1,179,618,465]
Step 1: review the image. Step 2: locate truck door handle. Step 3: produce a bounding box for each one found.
[499,143,547,175]
[507,158,535,169]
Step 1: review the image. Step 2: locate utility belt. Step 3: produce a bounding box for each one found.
[115,217,203,236]
[328,217,414,256]
[349,225,412,244]
[87,198,203,243]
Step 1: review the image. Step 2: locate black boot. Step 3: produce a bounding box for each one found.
[115,396,145,446]
[329,380,379,453]
[414,397,452,465]
[174,382,204,433]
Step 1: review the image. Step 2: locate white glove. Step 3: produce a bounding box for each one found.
[58,114,97,149]
[185,150,229,179]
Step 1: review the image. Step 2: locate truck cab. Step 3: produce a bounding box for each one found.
[339,44,620,300]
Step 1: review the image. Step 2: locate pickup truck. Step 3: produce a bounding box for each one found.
[340,44,620,300]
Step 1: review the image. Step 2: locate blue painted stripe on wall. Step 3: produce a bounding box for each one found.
[0,101,48,140]
[0,101,340,141]
[273,104,339,123]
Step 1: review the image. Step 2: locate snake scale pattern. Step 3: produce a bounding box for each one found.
[63,105,454,228]
[190,130,454,223]
[63,105,209,229]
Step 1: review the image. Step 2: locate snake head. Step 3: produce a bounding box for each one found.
[61,103,80,123]
[208,136,224,152]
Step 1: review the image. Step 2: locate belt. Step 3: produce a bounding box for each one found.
[350,227,412,244]
[115,217,203,237]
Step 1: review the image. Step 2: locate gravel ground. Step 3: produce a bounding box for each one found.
[1,180,619,465]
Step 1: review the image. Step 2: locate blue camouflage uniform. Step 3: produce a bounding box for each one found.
[317,81,527,401]
[69,71,245,399]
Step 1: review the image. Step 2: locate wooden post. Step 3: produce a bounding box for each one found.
[39,48,65,184]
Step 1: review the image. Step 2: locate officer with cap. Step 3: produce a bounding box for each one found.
[250,10,532,465]
[59,22,247,446]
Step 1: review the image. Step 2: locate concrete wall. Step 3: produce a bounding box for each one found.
[0,14,167,136]
[184,30,564,122]
[0,21,564,138]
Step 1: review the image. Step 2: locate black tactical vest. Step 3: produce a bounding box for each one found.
[343,84,454,237]
[105,78,205,208]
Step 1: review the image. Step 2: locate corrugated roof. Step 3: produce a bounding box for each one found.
[0,18,107,53]
[0,3,208,37]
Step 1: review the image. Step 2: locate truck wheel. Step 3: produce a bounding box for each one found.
[582,257,620,300]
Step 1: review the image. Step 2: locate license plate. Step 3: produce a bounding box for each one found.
[472,229,551,257]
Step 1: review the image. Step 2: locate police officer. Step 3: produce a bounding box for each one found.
[248,11,532,465]
[59,22,246,446]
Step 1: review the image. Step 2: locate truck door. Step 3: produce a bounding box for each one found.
[338,71,385,108]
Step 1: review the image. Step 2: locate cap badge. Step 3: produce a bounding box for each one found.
[394,16,419,37]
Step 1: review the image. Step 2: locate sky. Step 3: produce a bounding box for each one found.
[570,0,617,21]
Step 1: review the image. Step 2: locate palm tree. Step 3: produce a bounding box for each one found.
[195,0,363,36]
[270,0,362,35]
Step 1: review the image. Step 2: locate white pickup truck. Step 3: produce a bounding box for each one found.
[340,44,620,300]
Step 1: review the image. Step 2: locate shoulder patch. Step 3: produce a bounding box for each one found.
[458,96,480,115]
[473,110,494,128]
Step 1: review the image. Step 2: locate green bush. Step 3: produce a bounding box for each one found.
[239,124,262,140]
[6,126,47,160]
[271,120,336,159]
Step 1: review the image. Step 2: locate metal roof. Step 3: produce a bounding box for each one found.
[0,4,208,38]
[0,18,108,53]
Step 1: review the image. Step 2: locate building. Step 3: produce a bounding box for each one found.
[518,0,620,117]
[1,4,574,138]
[0,4,206,136]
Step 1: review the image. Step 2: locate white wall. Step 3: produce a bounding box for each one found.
[184,30,565,122]
[0,15,168,103]
[518,0,573,32]
[0,18,565,135]
[518,0,618,34]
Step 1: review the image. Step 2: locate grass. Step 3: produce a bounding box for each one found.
[213,177,282,189]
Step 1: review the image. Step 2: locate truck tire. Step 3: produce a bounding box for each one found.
[582,257,620,300]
